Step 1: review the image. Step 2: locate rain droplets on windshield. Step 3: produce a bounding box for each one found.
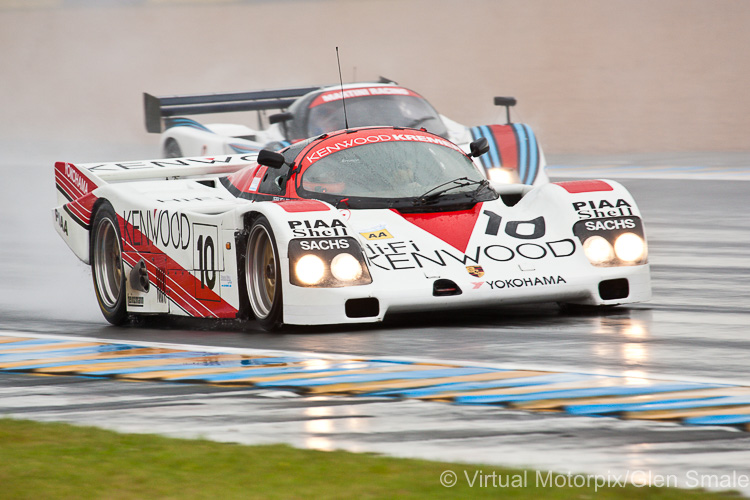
[300,139,485,200]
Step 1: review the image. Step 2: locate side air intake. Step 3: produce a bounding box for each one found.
[345,298,379,318]
[599,278,629,300]
[433,279,462,297]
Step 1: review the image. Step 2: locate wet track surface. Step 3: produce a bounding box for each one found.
[3,1,750,494]
[3,173,748,382]
[1,159,750,492]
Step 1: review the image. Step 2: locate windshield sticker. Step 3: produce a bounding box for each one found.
[304,131,463,164]
[248,170,263,192]
[359,225,393,240]
[310,87,418,107]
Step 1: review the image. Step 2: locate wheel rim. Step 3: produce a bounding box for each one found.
[94,218,123,309]
[247,224,277,319]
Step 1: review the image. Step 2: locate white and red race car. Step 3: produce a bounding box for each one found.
[54,126,650,330]
[144,80,548,186]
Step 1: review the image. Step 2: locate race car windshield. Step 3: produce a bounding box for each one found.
[298,140,496,209]
[307,95,448,138]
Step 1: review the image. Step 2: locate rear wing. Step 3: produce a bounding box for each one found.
[144,86,322,133]
[75,155,257,183]
[54,155,257,264]
[55,155,257,206]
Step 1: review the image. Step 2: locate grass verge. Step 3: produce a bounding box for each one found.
[0,418,740,499]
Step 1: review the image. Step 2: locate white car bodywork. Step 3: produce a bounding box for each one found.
[54,143,650,329]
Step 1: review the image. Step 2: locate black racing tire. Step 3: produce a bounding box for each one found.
[90,201,128,325]
[164,138,183,158]
[245,216,283,330]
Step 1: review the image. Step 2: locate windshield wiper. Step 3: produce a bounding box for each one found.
[469,179,494,201]
[405,116,435,128]
[414,177,484,205]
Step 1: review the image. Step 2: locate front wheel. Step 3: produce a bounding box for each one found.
[91,202,128,325]
[164,138,183,158]
[245,216,283,330]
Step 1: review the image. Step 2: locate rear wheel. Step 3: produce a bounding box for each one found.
[246,216,283,330]
[91,202,128,325]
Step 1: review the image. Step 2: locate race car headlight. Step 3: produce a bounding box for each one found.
[583,235,615,265]
[573,216,648,267]
[487,167,521,184]
[288,237,372,288]
[295,254,326,285]
[330,253,363,281]
[614,233,647,263]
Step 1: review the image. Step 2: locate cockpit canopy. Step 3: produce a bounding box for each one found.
[286,86,449,141]
[295,128,495,209]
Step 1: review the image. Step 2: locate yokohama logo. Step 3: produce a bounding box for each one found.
[486,276,567,289]
[65,163,90,194]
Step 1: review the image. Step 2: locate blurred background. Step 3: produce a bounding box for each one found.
[1,0,749,164]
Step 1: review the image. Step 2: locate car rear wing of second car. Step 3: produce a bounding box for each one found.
[144,86,322,133]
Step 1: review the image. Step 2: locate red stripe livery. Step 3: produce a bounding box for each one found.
[488,125,519,169]
[118,214,238,319]
[395,203,483,254]
[554,180,613,194]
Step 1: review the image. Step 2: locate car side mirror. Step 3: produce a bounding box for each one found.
[269,112,293,125]
[257,149,286,169]
[469,137,490,157]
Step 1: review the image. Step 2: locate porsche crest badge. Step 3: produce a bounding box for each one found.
[466,265,485,278]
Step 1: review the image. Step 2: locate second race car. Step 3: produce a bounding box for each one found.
[144,80,547,185]
[54,126,650,330]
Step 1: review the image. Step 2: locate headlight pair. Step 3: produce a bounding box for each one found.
[288,237,372,287]
[582,233,647,266]
[574,216,648,267]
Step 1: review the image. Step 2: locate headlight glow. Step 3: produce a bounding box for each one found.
[487,167,520,184]
[614,233,646,263]
[295,254,326,285]
[583,235,615,265]
[330,253,362,281]
[288,237,372,288]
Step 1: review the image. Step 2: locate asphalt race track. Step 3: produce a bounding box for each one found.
[2,0,750,494]
[2,154,750,494]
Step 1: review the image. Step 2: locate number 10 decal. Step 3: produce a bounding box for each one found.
[197,234,216,290]
[193,224,221,301]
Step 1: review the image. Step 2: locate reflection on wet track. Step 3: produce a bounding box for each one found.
[3,332,750,428]
[2,166,750,492]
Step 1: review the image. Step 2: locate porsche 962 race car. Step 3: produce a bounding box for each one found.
[54,126,650,330]
[144,80,548,186]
